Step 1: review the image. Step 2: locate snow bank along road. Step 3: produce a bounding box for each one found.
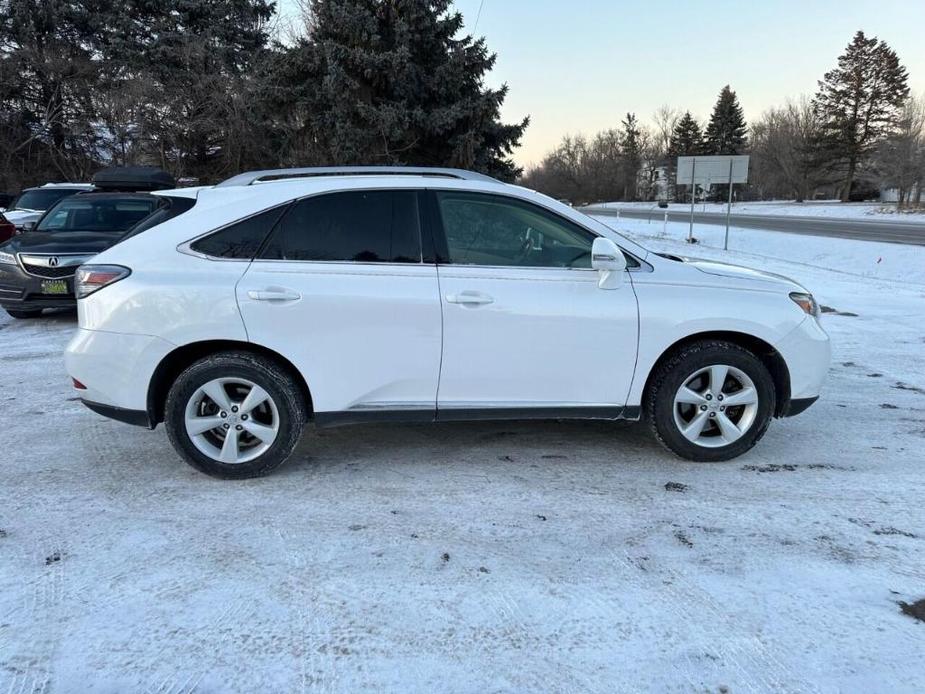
[586,204,925,246]
[1,221,924,692]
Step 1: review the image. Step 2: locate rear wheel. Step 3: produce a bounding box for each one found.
[645,340,775,462]
[165,351,306,479]
[5,308,42,319]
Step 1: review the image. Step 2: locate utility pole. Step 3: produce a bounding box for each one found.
[724,158,734,250]
[687,158,697,243]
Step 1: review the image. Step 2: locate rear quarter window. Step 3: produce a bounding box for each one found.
[190,206,287,259]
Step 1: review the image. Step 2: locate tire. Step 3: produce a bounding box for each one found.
[5,308,42,319]
[164,351,307,479]
[644,340,776,462]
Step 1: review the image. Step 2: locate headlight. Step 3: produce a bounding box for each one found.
[75,265,131,298]
[789,292,819,317]
[0,250,16,265]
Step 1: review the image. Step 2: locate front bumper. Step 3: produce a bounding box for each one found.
[0,261,76,311]
[774,314,831,405]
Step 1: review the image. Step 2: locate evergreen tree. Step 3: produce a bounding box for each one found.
[812,30,910,201]
[668,111,704,157]
[704,85,747,155]
[98,0,277,179]
[667,111,703,201]
[275,0,528,181]
[619,113,641,200]
[0,0,101,187]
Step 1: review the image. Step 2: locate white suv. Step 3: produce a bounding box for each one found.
[64,167,830,478]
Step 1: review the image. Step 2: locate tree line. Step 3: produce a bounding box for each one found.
[523,31,923,207]
[0,0,528,191]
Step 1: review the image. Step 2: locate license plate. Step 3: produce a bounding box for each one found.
[41,280,68,295]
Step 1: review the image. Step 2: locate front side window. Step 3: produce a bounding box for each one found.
[436,192,595,269]
[259,190,422,263]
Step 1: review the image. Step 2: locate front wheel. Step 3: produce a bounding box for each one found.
[645,340,776,462]
[164,351,307,479]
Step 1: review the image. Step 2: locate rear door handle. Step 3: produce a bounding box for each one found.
[247,288,301,302]
[445,291,494,306]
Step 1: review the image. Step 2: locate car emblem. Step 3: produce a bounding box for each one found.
[48,256,59,267]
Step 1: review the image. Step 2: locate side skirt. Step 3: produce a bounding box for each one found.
[313,405,641,429]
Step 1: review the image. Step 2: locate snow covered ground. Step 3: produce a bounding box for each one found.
[596,199,925,223]
[1,221,924,692]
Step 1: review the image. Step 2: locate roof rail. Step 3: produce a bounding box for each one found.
[216,166,500,187]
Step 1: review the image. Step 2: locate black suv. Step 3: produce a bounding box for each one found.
[0,167,191,319]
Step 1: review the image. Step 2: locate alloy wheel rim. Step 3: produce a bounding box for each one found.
[184,377,280,464]
[672,364,759,448]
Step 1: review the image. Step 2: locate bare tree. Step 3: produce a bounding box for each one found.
[874,94,925,208]
[750,98,825,201]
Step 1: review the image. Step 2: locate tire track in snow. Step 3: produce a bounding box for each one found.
[612,551,818,693]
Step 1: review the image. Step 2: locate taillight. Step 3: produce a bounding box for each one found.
[75,265,131,299]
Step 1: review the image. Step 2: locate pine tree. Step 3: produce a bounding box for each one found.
[668,112,704,157]
[813,30,910,201]
[704,85,747,155]
[275,0,528,181]
[98,0,276,179]
[619,113,641,200]
[667,111,703,201]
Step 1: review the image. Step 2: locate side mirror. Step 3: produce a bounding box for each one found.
[20,221,35,233]
[591,237,626,289]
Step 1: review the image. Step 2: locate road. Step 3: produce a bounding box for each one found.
[585,206,925,246]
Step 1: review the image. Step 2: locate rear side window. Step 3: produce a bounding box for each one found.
[190,206,287,259]
[259,190,421,263]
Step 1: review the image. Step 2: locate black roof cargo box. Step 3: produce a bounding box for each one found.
[91,166,176,191]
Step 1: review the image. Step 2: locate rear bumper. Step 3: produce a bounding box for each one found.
[65,328,175,417]
[81,399,153,428]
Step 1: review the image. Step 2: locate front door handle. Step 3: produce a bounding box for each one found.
[445,291,494,306]
[247,288,301,302]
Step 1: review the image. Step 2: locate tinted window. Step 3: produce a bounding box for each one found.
[37,197,159,233]
[436,192,595,268]
[122,196,196,240]
[260,190,421,263]
[11,188,84,212]
[191,206,286,259]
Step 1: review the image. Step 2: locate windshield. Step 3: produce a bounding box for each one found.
[36,197,158,233]
[9,188,84,212]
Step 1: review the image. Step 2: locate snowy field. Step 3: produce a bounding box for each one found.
[596,199,925,223]
[1,219,925,692]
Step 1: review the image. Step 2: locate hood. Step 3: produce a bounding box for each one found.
[2,209,42,227]
[0,230,121,256]
[680,256,806,292]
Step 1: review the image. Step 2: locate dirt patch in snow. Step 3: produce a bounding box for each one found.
[899,599,925,623]
[892,382,925,395]
[664,482,688,492]
[820,305,859,317]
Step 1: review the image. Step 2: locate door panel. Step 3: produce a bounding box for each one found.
[436,265,639,410]
[430,190,639,413]
[236,189,441,415]
[238,262,441,414]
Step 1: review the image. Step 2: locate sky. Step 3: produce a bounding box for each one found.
[277,0,925,169]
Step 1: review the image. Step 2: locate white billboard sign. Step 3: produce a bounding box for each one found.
[677,155,749,185]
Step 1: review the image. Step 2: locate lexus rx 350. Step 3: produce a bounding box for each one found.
[64,167,830,478]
